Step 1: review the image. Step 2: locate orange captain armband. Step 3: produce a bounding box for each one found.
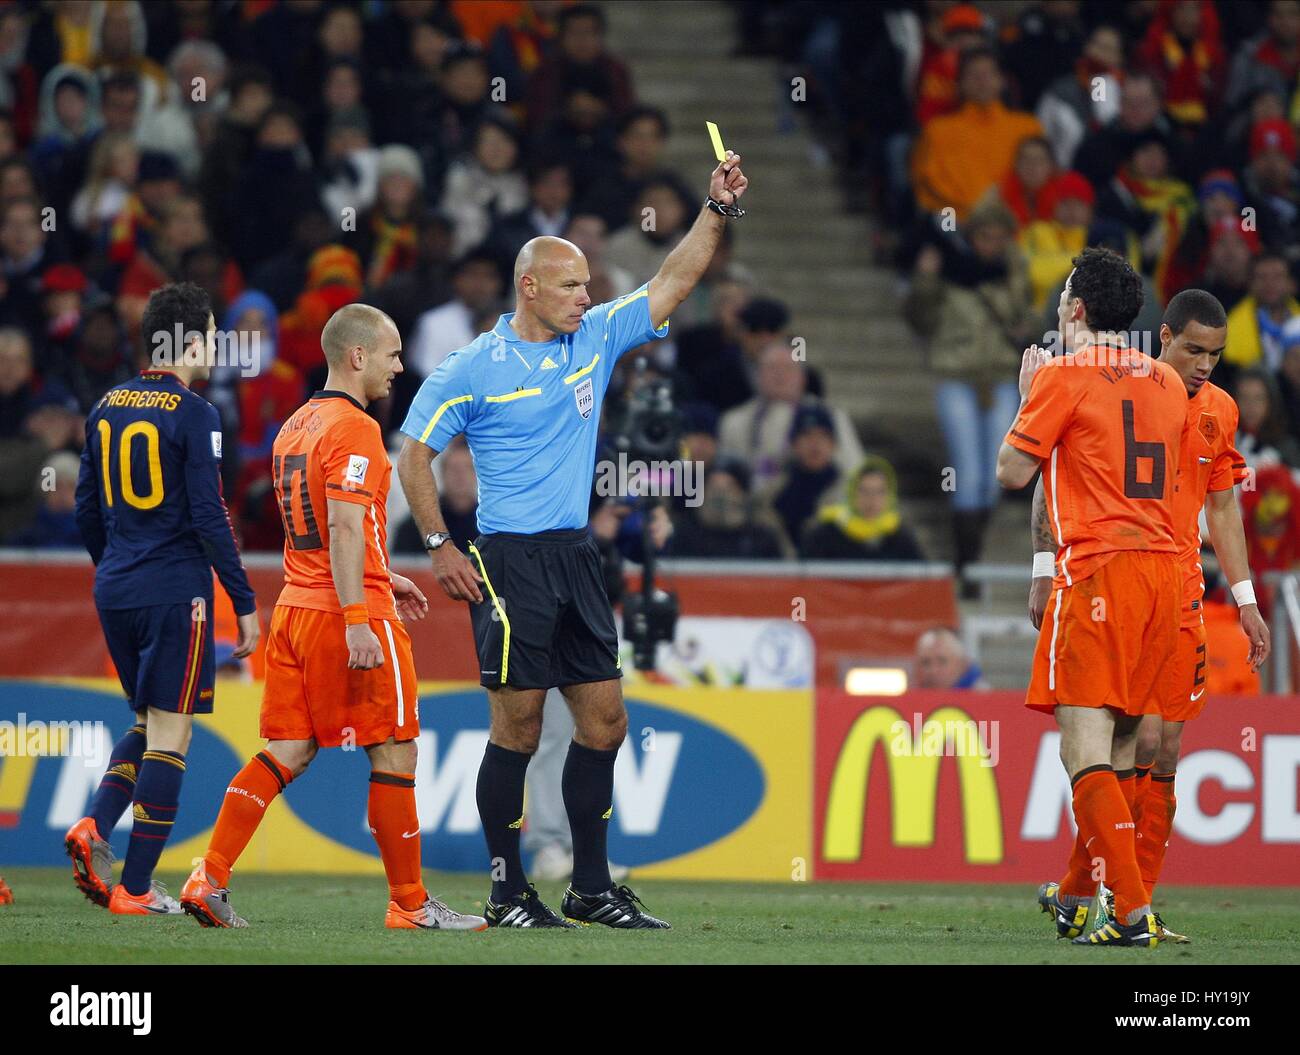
[342,603,369,626]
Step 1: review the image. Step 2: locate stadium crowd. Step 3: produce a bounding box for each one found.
[738,0,1300,583]
[0,0,1296,585]
[0,0,911,569]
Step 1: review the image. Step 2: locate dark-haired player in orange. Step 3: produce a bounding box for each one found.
[998,248,1187,947]
[1030,289,1270,942]
[180,303,484,931]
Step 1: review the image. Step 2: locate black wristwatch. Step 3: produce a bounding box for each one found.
[423,531,451,552]
[705,196,745,219]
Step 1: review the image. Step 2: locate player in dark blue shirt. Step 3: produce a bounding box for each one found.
[66,282,259,916]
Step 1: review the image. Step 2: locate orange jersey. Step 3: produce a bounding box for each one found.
[1171,379,1247,628]
[271,391,396,620]
[1006,348,1188,587]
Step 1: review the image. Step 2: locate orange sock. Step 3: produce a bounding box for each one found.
[205,751,293,887]
[1060,769,1136,903]
[1117,768,1136,812]
[1070,766,1149,924]
[1060,772,1137,904]
[369,771,427,911]
[1059,819,1098,905]
[1133,769,1154,826]
[1135,771,1176,897]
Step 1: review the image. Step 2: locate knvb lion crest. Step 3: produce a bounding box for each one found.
[1198,412,1218,445]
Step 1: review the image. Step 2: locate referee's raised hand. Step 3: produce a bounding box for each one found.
[432,544,484,604]
[710,150,748,206]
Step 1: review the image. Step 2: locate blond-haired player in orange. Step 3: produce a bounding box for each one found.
[180,303,485,931]
[997,247,1188,947]
[1030,289,1271,943]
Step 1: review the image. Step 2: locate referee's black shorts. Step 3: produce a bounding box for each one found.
[467,528,622,691]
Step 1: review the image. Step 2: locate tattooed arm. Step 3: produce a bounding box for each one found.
[1032,476,1056,554]
[1029,476,1055,630]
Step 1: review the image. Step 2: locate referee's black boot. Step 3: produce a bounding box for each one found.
[562,884,671,929]
[484,883,577,928]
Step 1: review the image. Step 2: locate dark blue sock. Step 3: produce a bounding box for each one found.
[89,722,147,838]
[476,742,532,902]
[121,749,186,896]
[563,741,618,896]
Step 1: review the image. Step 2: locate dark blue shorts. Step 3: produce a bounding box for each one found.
[98,598,216,714]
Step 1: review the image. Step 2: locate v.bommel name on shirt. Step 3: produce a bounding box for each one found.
[1098,359,1168,387]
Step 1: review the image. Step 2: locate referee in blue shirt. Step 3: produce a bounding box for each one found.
[398,150,748,928]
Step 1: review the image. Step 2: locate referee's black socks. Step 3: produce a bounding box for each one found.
[477,742,532,902]
[564,741,619,895]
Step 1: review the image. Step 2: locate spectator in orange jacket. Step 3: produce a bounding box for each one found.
[911,47,1044,221]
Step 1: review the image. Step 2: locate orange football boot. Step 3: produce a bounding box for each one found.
[180,862,247,928]
[108,881,182,915]
[385,896,487,930]
[64,816,114,907]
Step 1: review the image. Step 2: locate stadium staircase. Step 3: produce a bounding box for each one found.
[603,0,1032,571]
[606,1,1037,685]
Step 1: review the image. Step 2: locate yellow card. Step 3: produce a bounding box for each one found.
[706,121,727,162]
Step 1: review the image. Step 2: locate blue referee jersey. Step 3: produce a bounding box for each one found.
[401,282,670,534]
[74,370,256,614]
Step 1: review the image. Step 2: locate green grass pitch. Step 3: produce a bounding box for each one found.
[2,868,1298,965]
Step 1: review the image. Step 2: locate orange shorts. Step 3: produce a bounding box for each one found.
[1026,550,1180,717]
[260,605,419,748]
[1152,623,1209,722]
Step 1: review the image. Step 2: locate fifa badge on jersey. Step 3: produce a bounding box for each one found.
[574,376,594,419]
[345,454,369,489]
[210,431,222,459]
[1198,413,1218,445]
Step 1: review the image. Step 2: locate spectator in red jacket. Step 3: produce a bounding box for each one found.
[1240,463,1300,593]
[117,193,242,338]
[1226,0,1300,115]
[1137,0,1226,128]
[227,290,303,550]
[276,244,362,380]
[526,4,633,127]
[982,136,1058,230]
[915,4,989,128]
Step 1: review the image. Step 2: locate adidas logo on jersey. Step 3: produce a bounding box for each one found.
[540,356,558,370]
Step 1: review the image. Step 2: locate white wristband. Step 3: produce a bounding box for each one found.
[1230,580,1257,607]
[1032,552,1055,578]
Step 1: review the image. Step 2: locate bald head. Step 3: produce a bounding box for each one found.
[915,628,973,690]
[319,302,404,404]
[321,303,397,367]
[514,236,586,291]
[509,235,592,339]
